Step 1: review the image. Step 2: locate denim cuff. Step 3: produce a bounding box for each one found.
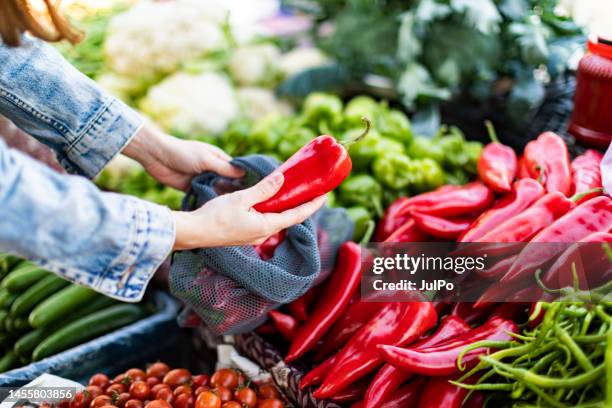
[92,196,176,302]
[62,98,144,178]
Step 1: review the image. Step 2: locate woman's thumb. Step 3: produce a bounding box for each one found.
[241,171,284,206]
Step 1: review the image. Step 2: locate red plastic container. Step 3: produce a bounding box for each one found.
[569,35,612,149]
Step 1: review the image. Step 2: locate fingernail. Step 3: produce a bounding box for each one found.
[268,171,283,186]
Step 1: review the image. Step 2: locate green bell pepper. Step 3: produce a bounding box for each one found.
[377,109,413,145]
[347,128,382,171]
[302,92,343,129]
[407,136,444,163]
[464,141,483,174]
[326,191,337,208]
[220,118,253,156]
[338,174,383,216]
[344,96,380,128]
[346,206,374,243]
[376,137,405,155]
[445,169,470,185]
[438,129,467,169]
[277,126,316,160]
[372,152,414,190]
[410,158,445,193]
[249,114,291,153]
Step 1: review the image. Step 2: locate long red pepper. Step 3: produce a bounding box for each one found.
[571,149,604,203]
[314,298,390,361]
[463,391,485,408]
[286,242,362,362]
[450,302,496,326]
[313,302,437,399]
[375,197,413,241]
[254,230,286,260]
[363,316,471,408]
[475,192,575,243]
[287,286,318,322]
[517,156,531,179]
[378,317,518,376]
[475,254,518,279]
[477,121,517,193]
[417,377,472,408]
[411,212,475,240]
[329,377,370,404]
[500,196,612,284]
[254,119,370,213]
[543,232,612,290]
[268,310,298,341]
[524,132,572,196]
[459,179,545,242]
[300,355,337,389]
[383,217,428,243]
[379,378,427,408]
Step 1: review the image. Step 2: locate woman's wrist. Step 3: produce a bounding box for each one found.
[172,211,217,250]
[122,122,165,168]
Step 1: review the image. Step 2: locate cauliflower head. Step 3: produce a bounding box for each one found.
[236,87,293,120]
[228,43,281,86]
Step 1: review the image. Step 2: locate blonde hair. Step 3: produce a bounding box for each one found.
[0,0,82,46]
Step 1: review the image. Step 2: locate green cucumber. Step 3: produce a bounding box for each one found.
[12,317,30,332]
[32,304,145,361]
[2,264,49,292]
[0,332,12,347]
[0,290,18,308]
[11,274,69,316]
[0,350,18,373]
[0,254,22,277]
[14,295,117,358]
[29,285,98,328]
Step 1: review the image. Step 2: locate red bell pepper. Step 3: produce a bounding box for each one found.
[254,119,370,213]
[363,315,471,408]
[500,196,612,284]
[523,132,572,196]
[542,231,612,289]
[571,149,604,203]
[300,355,337,389]
[287,286,319,322]
[379,378,427,408]
[417,377,471,408]
[411,212,475,240]
[314,297,390,361]
[477,121,517,193]
[268,310,298,341]
[313,302,437,399]
[286,242,362,362]
[383,217,428,243]
[475,192,575,242]
[254,230,286,260]
[378,316,518,376]
[459,179,545,242]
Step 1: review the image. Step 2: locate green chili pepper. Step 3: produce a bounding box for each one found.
[407,136,444,163]
[277,126,316,159]
[338,174,383,216]
[347,128,382,171]
[346,206,373,242]
[344,96,380,128]
[606,331,612,405]
[302,92,343,129]
[377,108,413,145]
[372,152,414,190]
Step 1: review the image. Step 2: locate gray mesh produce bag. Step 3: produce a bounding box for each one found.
[170,155,353,335]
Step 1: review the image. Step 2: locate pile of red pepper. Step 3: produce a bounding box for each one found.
[256,130,610,407]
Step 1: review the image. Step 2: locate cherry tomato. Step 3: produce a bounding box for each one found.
[173,385,192,397]
[90,395,112,408]
[124,400,143,408]
[146,363,170,380]
[129,382,150,401]
[236,373,246,388]
[113,393,130,408]
[150,384,170,399]
[70,391,92,408]
[221,403,241,408]
[59,401,71,408]
[106,384,126,396]
[86,386,104,399]
[98,405,119,408]
[195,391,221,408]
[125,369,146,382]
[191,375,209,389]
[234,388,257,408]
[210,370,238,391]
[155,388,174,405]
[257,385,280,401]
[257,399,283,408]
[174,393,194,408]
[146,377,160,389]
[163,369,192,389]
[144,400,172,408]
[213,387,231,403]
[89,374,110,390]
[113,375,132,387]
[194,387,209,397]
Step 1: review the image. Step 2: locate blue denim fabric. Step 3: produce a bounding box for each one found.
[0,37,175,301]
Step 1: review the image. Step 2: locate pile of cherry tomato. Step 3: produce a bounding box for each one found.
[64,363,285,408]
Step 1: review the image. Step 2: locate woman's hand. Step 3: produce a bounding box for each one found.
[172,172,326,249]
[123,122,243,190]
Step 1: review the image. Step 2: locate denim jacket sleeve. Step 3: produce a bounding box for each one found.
[0,37,175,301]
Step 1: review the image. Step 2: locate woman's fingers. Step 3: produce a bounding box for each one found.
[207,155,245,178]
[236,172,284,207]
[266,195,326,230]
